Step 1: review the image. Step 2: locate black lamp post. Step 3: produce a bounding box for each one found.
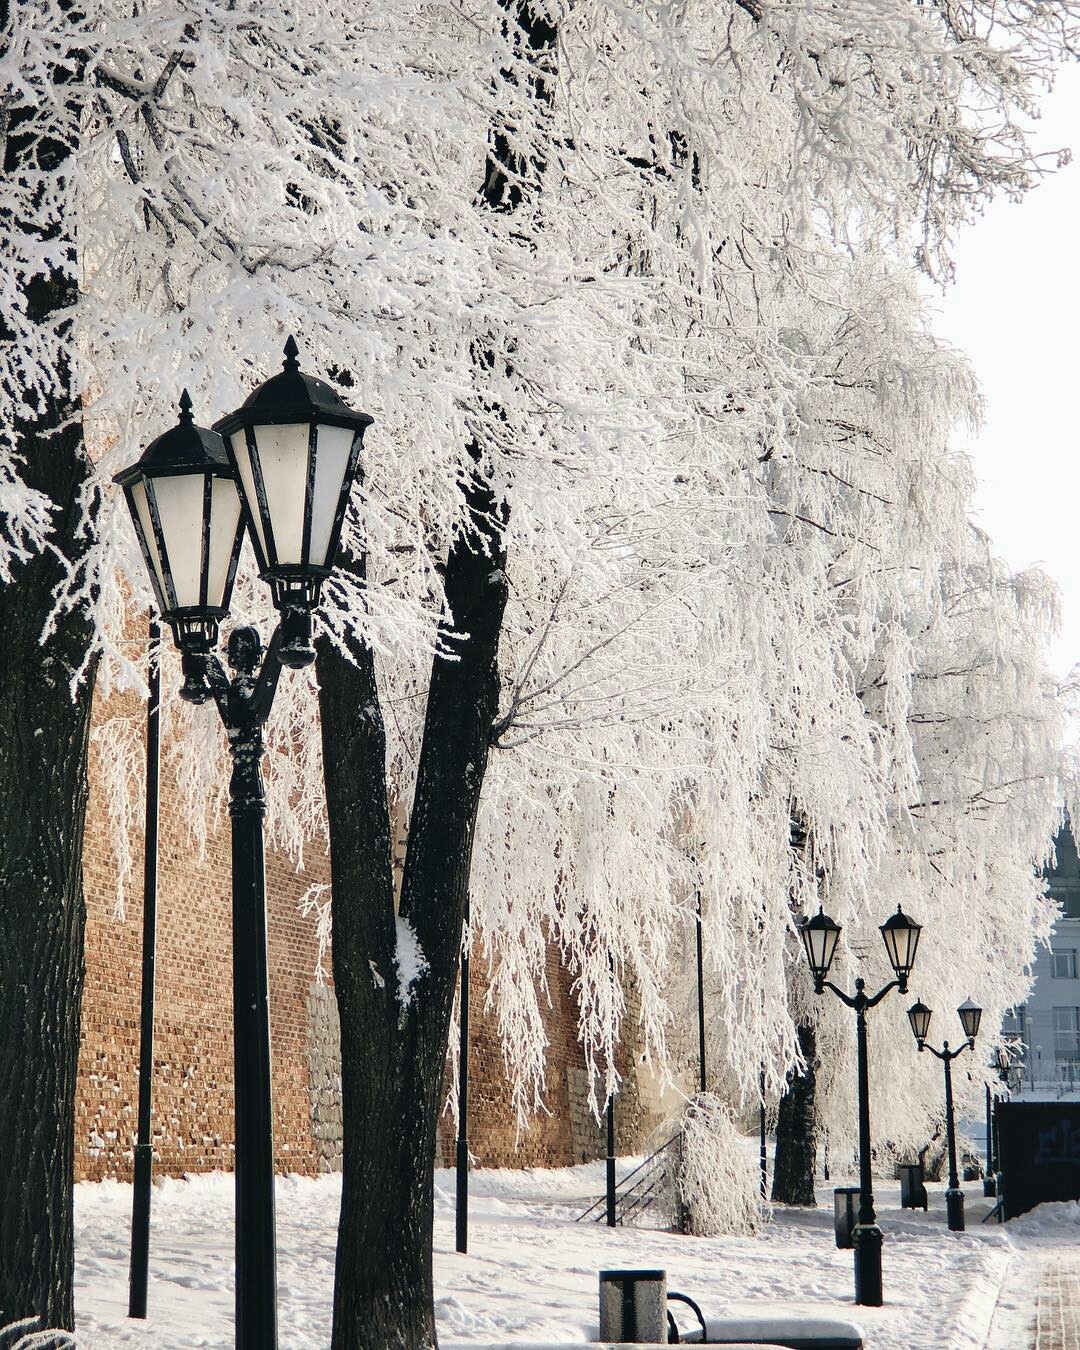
[799,903,922,1307]
[983,1043,1010,1197]
[907,997,982,1232]
[115,341,371,1350]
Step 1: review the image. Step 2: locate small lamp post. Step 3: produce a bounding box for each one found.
[983,1043,1011,1197]
[799,902,922,1307]
[907,997,982,1232]
[115,342,371,1349]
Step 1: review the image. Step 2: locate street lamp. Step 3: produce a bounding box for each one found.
[907,997,982,1232]
[983,1043,1011,1197]
[114,342,372,1350]
[798,903,922,1307]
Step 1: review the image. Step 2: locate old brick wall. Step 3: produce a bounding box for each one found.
[77,683,667,1180]
[77,683,328,1182]
[434,948,671,1170]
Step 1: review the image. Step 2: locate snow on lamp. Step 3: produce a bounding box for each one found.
[799,907,842,991]
[879,905,921,993]
[213,337,373,668]
[957,999,982,1045]
[907,1000,932,1047]
[114,389,245,678]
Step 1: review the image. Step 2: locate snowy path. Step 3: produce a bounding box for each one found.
[69,1163,1080,1349]
[981,1205,1080,1350]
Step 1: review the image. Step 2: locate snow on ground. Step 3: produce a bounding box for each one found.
[70,1161,1077,1348]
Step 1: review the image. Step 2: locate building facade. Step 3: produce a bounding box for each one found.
[1005,823,1080,1092]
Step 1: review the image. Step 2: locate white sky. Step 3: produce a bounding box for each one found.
[931,64,1080,684]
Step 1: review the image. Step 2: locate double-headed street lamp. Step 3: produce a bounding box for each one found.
[114,339,372,1350]
[799,903,922,1307]
[906,997,982,1232]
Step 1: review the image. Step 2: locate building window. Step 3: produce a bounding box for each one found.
[1052,949,1078,979]
[1053,1008,1080,1065]
[1002,1006,1025,1040]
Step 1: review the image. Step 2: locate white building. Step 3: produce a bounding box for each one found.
[1005,823,1080,1094]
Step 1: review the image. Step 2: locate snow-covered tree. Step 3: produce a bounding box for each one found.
[0,1,99,1330]
[3,0,1079,1340]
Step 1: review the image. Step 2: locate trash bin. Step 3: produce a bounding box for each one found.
[599,1269,668,1344]
[834,1187,860,1249]
[898,1161,928,1211]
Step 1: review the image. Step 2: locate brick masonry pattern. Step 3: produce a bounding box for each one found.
[1034,1259,1080,1350]
[77,686,668,1181]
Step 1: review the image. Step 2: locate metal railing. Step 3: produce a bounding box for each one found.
[576,1132,680,1226]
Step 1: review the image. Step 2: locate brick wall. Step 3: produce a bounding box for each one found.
[78,682,329,1180]
[77,685,663,1180]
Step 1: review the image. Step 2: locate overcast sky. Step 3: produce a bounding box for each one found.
[930,64,1080,687]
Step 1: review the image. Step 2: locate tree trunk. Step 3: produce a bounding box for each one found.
[771,1021,818,1206]
[319,485,508,1347]
[319,6,553,1345]
[0,10,96,1332]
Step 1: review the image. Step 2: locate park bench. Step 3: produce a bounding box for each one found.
[458,1319,864,1348]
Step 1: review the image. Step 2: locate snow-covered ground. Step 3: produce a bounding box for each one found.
[70,1161,1077,1348]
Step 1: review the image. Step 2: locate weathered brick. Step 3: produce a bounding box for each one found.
[77,682,666,1179]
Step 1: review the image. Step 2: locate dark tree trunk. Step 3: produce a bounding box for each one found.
[0,8,96,1333]
[319,481,508,1348]
[318,5,553,1346]
[771,1021,818,1206]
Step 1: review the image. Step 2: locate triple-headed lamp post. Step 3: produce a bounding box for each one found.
[799,903,922,1307]
[906,997,982,1232]
[114,339,372,1350]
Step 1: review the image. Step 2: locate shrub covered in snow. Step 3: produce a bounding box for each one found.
[667,1094,767,1238]
[0,1320,76,1349]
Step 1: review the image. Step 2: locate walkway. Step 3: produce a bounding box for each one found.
[1033,1258,1080,1350]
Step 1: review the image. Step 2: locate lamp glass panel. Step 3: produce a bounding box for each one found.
[800,924,821,972]
[129,480,169,610]
[251,422,311,566]
[958,1001,982,1041]
[308,423,355,568]
[229,431,269,569]
[908,1002,932,1041]
[147,472,206,609]
[205,476,243,607]
[801,919,839,976]
[882,916,921,976]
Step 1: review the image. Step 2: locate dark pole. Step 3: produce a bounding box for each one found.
[455,894,470,1254]
[128,619,161,1319]
[759,1067,768,1200]
[171,626,285,1350]
[695,890,707,1095]
[853,993,883,1306]
[226,643,278,1350]
[814,967,904,1303]
[983,1082,995,1197]
[606,1091,616,1227]
[606,952,617,1227]
[942,1049,964,1231]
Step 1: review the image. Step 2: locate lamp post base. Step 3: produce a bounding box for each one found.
[982,1176,996,1198]
[853,1223,883,1306]
[946,1187,965,1232]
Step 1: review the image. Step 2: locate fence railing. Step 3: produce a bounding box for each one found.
[576,1131,680,1227]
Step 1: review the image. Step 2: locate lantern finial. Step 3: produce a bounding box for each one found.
[178,388,194,424]
[283,336,301,372]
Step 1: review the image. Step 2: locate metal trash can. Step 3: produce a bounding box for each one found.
[599,1268,668,1344]
[833,1187,860,1249]
[898,1161,928,1210]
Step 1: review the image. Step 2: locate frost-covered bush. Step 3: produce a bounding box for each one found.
[0,1320,76,1350]
[667,1094,767,1238]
